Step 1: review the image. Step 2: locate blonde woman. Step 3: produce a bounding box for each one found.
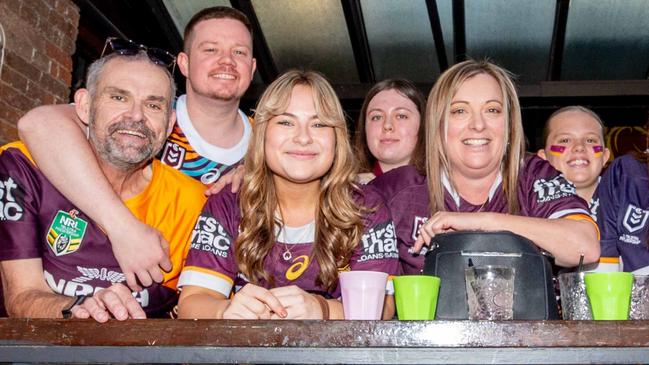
[177,70,399,319]
[371,60,600,274]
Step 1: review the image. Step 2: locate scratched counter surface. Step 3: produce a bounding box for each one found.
[1,318,649,364]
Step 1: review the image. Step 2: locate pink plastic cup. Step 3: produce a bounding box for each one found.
[339,271,388,320]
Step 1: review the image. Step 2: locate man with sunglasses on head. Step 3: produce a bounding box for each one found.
[0,49,205,321]
[17,7,256,292]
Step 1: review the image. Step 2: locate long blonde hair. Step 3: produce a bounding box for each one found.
[236,70,364,290]
[423,59,525,214]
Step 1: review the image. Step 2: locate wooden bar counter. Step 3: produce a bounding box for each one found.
[1,318,649,364]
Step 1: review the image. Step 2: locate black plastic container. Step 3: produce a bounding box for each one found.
[423,230,559,320]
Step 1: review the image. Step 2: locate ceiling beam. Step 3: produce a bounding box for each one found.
[145,0,183,53]
[340,0,375,83]
[230,0,278,83]
[451,0,466,63]
[243,80,649,101]
[547,0,570,81]
[425,0,449,72]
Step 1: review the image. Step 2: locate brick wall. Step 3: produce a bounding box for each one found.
[0,0,79,145]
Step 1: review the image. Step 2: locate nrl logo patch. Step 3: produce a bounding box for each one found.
[160,142,186,169]
[46,210,88,256]
[623,204,649,233]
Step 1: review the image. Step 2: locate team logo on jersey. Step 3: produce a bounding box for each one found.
[46,210,88,256]
[411,216,428,240]
[532,176,576,203]
[622,204,649,233]
[359,221,399,262]
[0,175,24,221]
[190,213,232,258]
[160,142,186,169]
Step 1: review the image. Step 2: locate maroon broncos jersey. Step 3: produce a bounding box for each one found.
[178,184,400,298]
[371,155,591,274]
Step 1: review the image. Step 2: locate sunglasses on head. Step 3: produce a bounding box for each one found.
[100,37,176,74]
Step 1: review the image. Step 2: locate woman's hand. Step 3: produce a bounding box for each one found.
[269,286,324,319]
[223,284,287,319]
[413,212,492,253]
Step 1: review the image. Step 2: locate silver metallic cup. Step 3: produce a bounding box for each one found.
[630,275,649,320]
[558,272,592,320]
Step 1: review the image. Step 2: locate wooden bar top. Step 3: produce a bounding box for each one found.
[1,318,649,364]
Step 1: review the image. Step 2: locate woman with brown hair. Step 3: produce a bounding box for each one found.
[354,79,426,183]
[371,59,600,274]
[177,70,399,319]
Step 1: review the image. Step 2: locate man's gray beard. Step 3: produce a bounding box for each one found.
[88,116,160,172]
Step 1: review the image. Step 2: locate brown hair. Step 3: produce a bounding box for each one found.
[236,70,365,291]
[354,78,426,173]
[542,106,606,146]
[425,59,524,215]
[183,6,252,52]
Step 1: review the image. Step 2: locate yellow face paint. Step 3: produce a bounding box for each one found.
[593,145,604,157]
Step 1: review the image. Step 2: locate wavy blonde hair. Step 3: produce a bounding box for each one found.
[423,59,525,215]
[236,70,364,290]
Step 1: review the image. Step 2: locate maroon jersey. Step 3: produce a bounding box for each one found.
[178,185,400,298]
[0,143,204,317]
[371,155,591,274]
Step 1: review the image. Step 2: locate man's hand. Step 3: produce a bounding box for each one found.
[223,284,287,319]
[204,164,245,196]
[71,283,146,323]
[107,216,172,291]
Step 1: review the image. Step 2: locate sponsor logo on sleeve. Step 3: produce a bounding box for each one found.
[46,210,88,256]
[622,204,649,234]
[190,213,232,258]
[359,221,399,262]
[160,142,186,169]
[533,176,576,203]
[0,176,24,221]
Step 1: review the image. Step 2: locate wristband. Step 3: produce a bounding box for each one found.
[313,294,329,320]
[62,294,89,319]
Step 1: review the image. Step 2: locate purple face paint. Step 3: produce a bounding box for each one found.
[549,145,565,156]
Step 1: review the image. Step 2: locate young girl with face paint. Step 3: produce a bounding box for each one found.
[539,107,649,274]
[537,106,611,216]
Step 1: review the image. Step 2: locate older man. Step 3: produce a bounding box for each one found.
[0,50,205,321]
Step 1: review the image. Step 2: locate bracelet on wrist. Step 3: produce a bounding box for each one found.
[62,294,90,319]
[313,294,330,320]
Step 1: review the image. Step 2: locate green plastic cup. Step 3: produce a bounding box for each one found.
[393,275,441,320]
[584,272,633,320]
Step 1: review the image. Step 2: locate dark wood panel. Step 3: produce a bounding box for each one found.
[3,318,649,347]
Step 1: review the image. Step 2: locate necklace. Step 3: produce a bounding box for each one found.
[277,221,316,262]
[282,247,293,261]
